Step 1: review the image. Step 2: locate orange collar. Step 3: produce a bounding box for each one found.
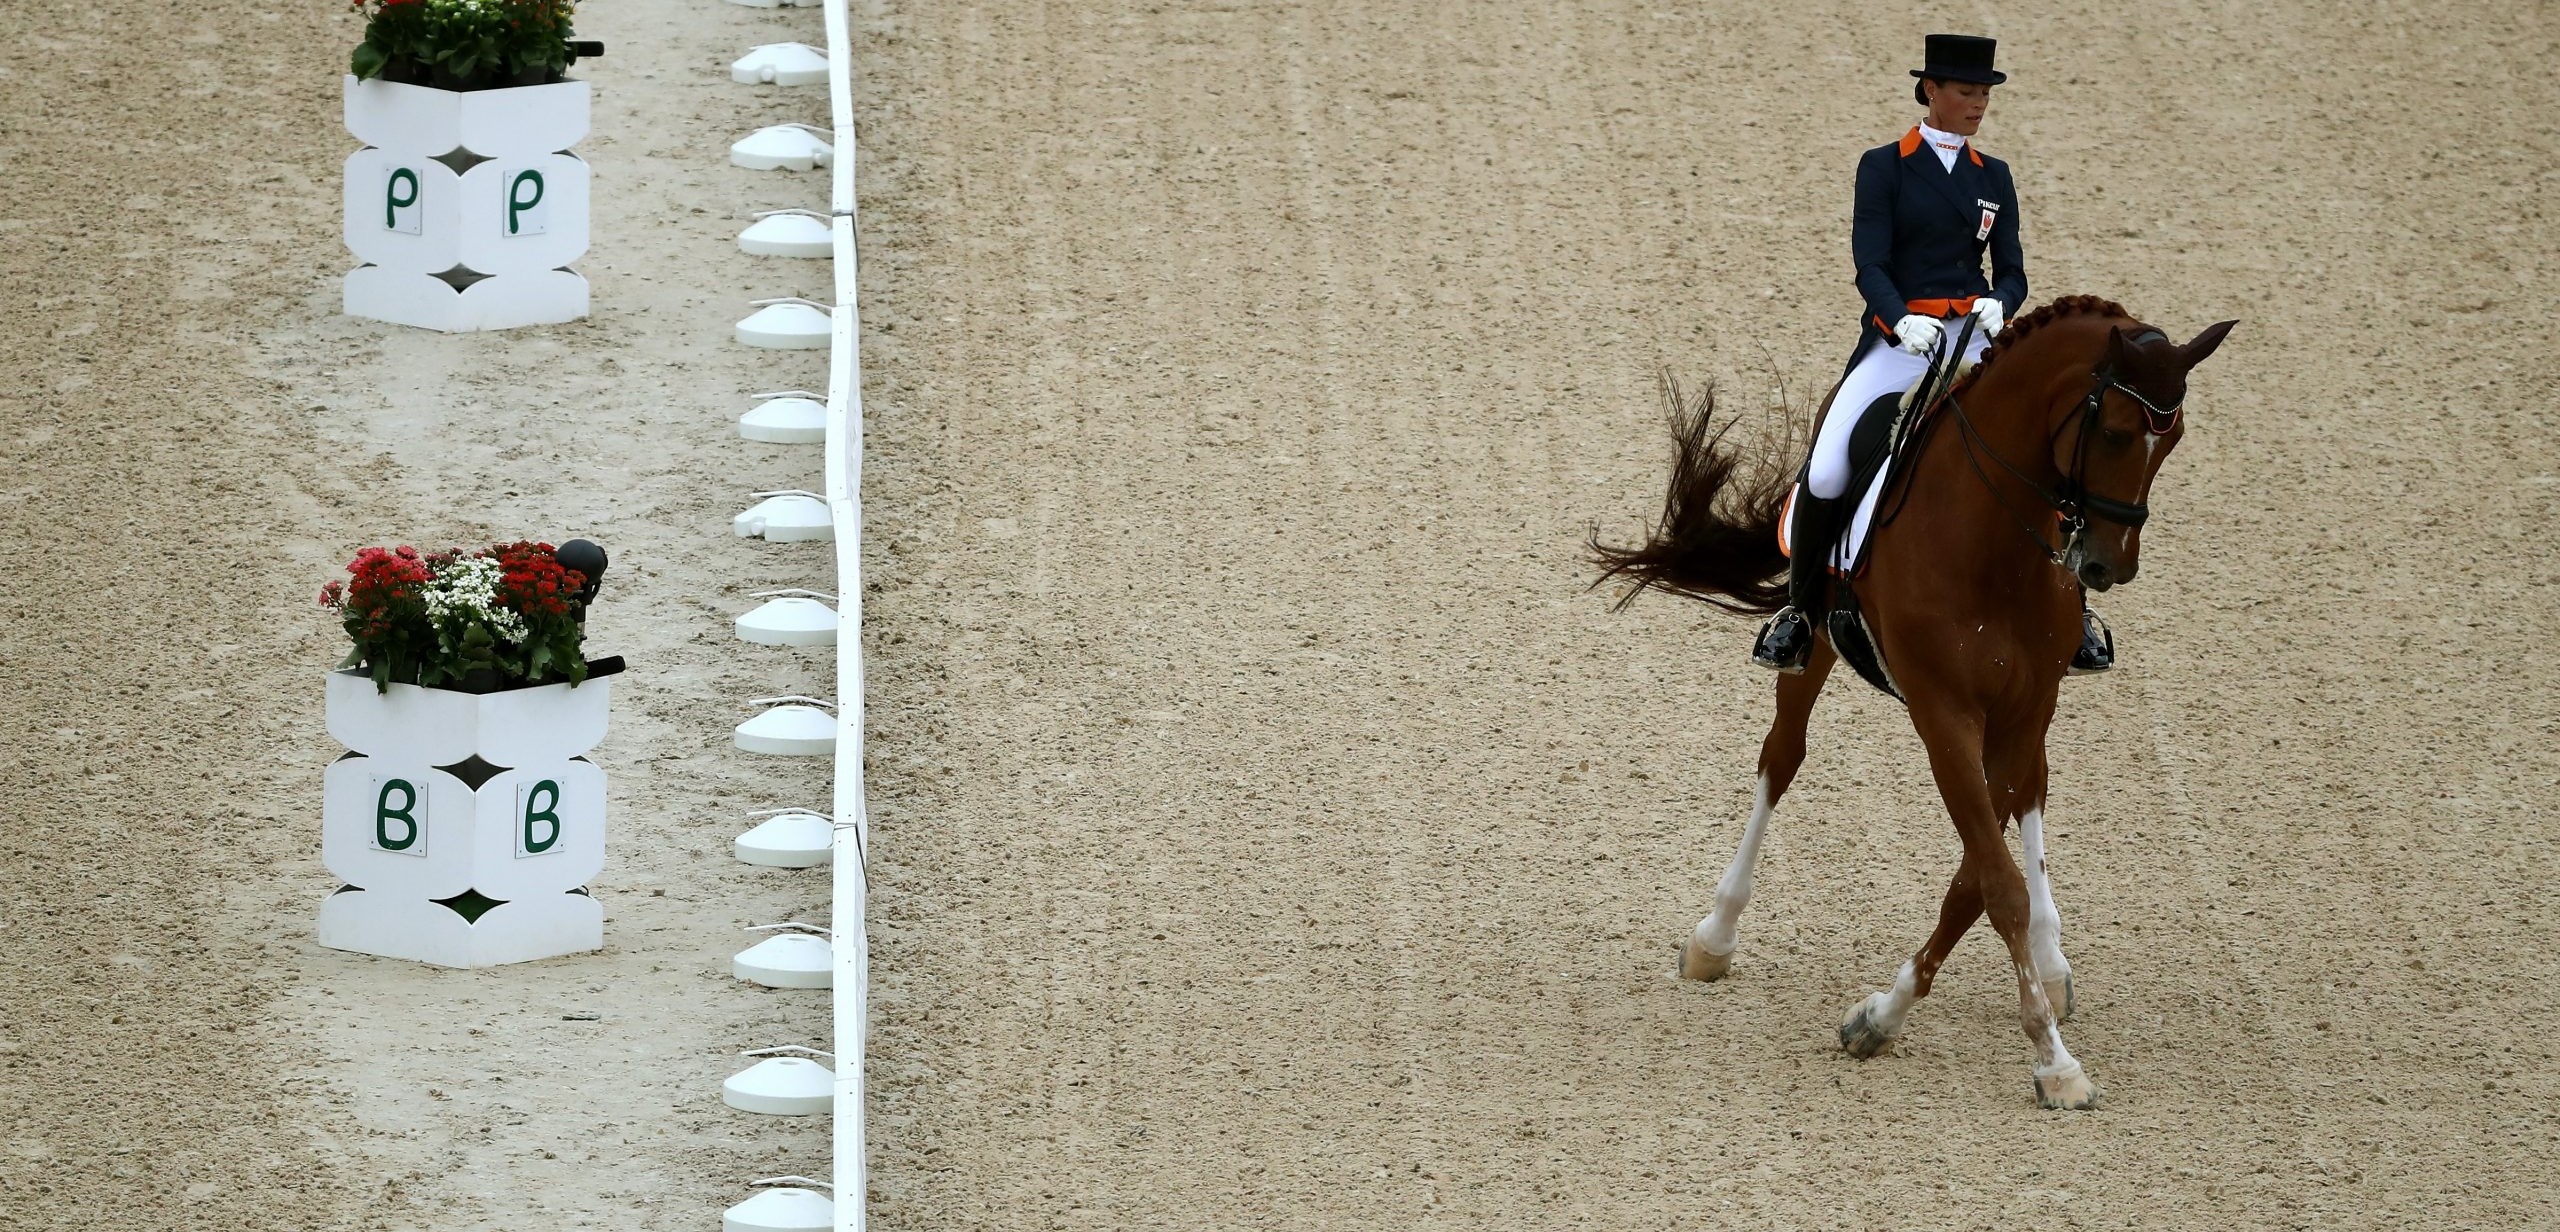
[1900,126,1985,166]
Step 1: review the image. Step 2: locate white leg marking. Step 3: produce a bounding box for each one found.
[2024,956,2085,1080]
[1856,959,1921,1038]
[2019,807,2070,985]
[2035,1022,2084,1082]
[1692,777,1773,957]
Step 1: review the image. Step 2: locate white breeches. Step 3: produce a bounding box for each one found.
[1807,326,1992,500]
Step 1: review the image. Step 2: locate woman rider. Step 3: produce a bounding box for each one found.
[1751,33,2115,676]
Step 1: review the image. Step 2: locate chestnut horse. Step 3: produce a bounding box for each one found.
[1593,297,2236,1109]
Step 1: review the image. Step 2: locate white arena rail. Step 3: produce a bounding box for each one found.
[722,0,866,1224]
[818,0,867,1226]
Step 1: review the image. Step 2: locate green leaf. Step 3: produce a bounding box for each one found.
[351,40,389,81]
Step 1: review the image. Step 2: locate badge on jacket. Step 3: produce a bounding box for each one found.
[1976,199,2000,241]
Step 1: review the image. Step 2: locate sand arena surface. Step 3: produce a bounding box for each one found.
[4,1,2556,1228]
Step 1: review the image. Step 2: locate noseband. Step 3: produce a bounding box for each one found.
[1946,361,2184,568]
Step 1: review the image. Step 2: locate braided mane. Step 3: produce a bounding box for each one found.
[1947,294,2133,398]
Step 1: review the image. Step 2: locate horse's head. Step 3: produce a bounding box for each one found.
[2053,318,2238,591]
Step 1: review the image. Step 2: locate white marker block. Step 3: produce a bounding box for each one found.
[317,668,617,967]
[343,149,464,271]
[343,75,592,331]
[324,669,610,765]
[457,154,591,275]
[322,755,480,900]
[321,755,605,902]
[344,75,591,164]
[469,759,608,901]
[343,267,591,333]
[318,886,602,968]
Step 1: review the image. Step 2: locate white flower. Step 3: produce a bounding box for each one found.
[424,556,528,641]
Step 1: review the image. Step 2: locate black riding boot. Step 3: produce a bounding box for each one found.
[1751,492,1845,673]
[2068,601,2115,675]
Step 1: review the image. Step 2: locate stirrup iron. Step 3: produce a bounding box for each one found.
[1752,606,1813,674]
[2068,609,2115,676]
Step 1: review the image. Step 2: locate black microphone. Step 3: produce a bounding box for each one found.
[556,539,608,622]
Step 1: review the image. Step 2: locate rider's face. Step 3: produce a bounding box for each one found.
[1925,81,1991,136]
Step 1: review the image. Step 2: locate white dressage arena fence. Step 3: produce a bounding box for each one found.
[718,0,872,1227]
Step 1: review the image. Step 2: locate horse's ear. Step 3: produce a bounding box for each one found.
[2180,320,2239,369]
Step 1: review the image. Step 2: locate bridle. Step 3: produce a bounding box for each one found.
[1945,349,2184,571]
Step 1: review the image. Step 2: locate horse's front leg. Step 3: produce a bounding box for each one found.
[1990,741,2074,1023]
[2019,800,2074,1022]
[1836,700,2040,1056]
[1910,702,2097,1109]
[1681,640,1834,980]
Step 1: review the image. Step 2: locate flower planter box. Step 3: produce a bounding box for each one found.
[316,661,620,967]
[344,75,591,162]
[341,74,591,331]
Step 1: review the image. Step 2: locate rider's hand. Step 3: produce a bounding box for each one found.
[1893,313,1943,356]
[1972,298,2007,337]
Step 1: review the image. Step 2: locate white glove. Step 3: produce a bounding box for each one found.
[1893,313,1943,356]
[1972,298,2007,337]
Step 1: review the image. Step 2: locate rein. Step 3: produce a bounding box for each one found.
[1944,364,2183,568]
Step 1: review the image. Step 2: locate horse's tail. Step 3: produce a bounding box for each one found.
[1589,373,1796,617]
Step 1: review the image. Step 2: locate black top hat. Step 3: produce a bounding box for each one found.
[1911,34,2006,88]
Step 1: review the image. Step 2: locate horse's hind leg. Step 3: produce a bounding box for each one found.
[1681,641,1834,981]
[1839,862,1982,1057]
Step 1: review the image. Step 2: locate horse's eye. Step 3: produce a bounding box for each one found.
[2101,427,2135,447]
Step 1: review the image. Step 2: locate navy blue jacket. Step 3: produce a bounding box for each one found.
[1848,127,2026,369]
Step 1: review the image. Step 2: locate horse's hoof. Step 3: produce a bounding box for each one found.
[2033,1063,2101,1111]
[2044,973,2076,1024]
[1838,1000,1895,1059]
[1678,934,1732,982]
